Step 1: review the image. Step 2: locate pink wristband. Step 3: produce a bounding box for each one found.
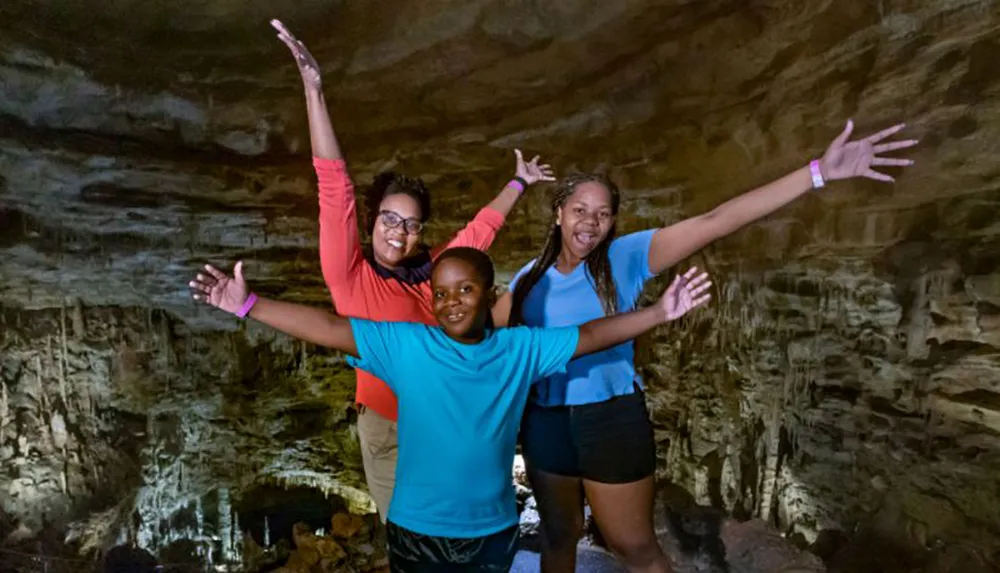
[809,159,825,189]
[507,179,525,193]
[236,292,258,319]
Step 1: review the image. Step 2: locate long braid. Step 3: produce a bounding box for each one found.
[510,173,621,326]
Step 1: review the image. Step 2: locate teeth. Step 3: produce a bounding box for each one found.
[447,313,465,321]
[388,239,403,248]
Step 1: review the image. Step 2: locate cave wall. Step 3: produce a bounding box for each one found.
[1,0,1000,568]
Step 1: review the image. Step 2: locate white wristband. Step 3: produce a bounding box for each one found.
[809,160,825,190]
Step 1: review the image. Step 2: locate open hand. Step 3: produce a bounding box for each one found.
[821,120,918,183]
[189,262,249,315]
[659,267,712,321]
[514,149,556,186]
[271,19,322,89]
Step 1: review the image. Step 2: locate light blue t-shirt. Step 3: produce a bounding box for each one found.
[510,229,656,406]
[346,319,579,538]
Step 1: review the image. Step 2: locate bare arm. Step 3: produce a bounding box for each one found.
[272,20,342,160]
[486,150,556,218]
[248,297,357,356]
[189,261,357,356]
[491,290,513,328]
[574,304,666,359]
[648,167,812,273]
[648,120,918,275]
[304,86,343,160]
[573,267,711,358]
[431,150,556,257]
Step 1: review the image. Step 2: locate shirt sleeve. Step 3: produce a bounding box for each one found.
[527,326,580,380]
[345,319,408,391]
[609,229,657,303]
[430,207,506,259]
[314,157,365,299]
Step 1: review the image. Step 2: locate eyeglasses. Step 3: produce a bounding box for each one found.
[379,210,424,235]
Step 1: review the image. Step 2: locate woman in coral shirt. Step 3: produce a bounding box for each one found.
[272,20,555,523]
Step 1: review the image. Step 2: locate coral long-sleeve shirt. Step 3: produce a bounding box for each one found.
[315,157,505,421]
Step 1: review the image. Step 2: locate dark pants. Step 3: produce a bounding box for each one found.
[387,521,520,573]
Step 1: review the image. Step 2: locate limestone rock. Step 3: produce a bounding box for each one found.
[0,0,998,571]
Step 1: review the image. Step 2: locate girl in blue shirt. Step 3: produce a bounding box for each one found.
[491,119,918,573]
[189,247,711,572]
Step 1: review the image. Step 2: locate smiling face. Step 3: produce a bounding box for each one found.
[431,256,495,343]
[556,180,616,263]
[370,193,424,268]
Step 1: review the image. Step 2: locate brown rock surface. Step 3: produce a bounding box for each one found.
[1,1,999,571]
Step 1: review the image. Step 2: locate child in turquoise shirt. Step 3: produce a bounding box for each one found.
[189,247,711,572]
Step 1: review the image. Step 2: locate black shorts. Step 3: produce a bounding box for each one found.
[387,521,519,573]
[520,387,655,484]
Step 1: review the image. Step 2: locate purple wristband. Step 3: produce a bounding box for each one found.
[507,179,525,193]
[809,159,825,189]
[237,292,258,319]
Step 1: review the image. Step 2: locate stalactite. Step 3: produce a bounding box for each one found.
[264,516,270,547]
[71,297,85,337]
[0,378,9,446]
[59,301,68,409]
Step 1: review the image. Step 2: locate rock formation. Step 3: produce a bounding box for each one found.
[1,1,999,571]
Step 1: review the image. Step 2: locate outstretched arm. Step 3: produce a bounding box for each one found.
[189,262,358,356]
[433,150,556,257]
[272,20,363,292]
[647,120,919,275]
[573,268,712,358]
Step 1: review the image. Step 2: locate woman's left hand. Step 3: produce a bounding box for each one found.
[514,149,556,186]
[820,120,918,183]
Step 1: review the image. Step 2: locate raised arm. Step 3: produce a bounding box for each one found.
[272,20,363,290]
[189,262,358,356]
[573,267,712,358]
[432,150,555,256]
[647,120,919,275]
[491,290,513,328]
[273,20,341,160]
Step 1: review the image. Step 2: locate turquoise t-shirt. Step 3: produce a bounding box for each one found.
[510,229,656,406]
[346,319,579,538]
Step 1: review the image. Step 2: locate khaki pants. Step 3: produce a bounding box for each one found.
[357,405,398,523]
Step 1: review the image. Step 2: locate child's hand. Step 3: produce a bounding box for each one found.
[659,267,712,321]
[189,262,250,315]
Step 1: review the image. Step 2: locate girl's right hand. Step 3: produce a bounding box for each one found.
[271,19,322,89]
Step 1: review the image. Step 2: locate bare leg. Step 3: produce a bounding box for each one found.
[584,476,672,573]
[525,462,586,573]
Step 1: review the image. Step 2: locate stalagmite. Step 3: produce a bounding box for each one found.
[196,496,204,536]
[218,487,233,562]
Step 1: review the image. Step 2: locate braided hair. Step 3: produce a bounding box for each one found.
[509,173,621,326]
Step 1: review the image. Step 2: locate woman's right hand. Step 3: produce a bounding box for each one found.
[189,262,250,315]
[271,19,322,90]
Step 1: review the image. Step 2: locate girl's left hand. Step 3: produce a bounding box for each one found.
[821,120,918,183]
